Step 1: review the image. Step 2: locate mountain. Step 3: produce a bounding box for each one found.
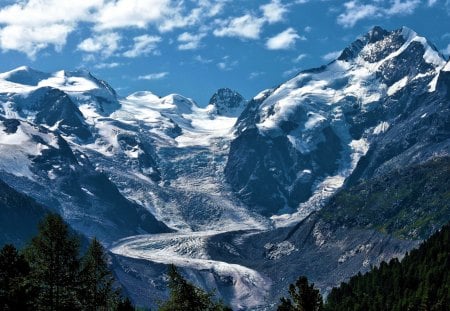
[0,26,449,310]
[226,26,447,219]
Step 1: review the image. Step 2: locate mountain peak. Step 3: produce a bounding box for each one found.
[336,26,444,67]
[208,88,246,116]
[0,66,50,86]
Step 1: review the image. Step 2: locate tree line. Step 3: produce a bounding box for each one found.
[278,222,450,311]
[2,213,450,310]
[0,213,231,310]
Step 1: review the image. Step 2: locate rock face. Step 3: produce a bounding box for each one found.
[225,26,447,218]
[208,88,247,116]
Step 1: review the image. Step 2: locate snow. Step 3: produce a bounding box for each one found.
[373,121,390,135]
[38,70,99,92]
[111,231,272,309]
[444,61,450,72]
[117,91,239,148]
[0,121,58,180]
[387,77,408,96]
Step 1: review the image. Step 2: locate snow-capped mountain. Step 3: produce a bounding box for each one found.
[226,26,447,224]
[0,26,449,310]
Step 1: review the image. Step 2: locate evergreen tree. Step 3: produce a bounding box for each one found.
[24,213,81,311]
[117,297,135,311]
[159,264,231,311]
[277,276,323,311]
[0,244,32,310]
[79,238,119,310]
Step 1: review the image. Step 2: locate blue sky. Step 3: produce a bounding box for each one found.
[0,0,449,105]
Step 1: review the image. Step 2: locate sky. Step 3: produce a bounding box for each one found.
[0,0,449,106]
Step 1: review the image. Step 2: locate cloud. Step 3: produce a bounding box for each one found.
[337,0,421,28]
[213,14,265,40]
[0,24,71,59]
[0,0,221,58]
[194,55,213,64]
[0,0,102,57]
[337,1,379,28]
[293,53,307,63]
[95,0,172,31]
[260,0,288,24]
[217,57,238,71]
[322,50,341,61]
[177,32,206,50]
[123,35,161,58]
[428,0,437,6]
[94,62,122,69]
[385,0,420,15]
[138,72,169,80]
[78,32,121,57]
[249,71,265,79]
[266,28,304,50]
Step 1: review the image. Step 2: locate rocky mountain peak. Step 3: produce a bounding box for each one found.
[208,88,246,116]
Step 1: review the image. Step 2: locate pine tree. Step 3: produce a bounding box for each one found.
[79,238,119,310]
[0,244,32,310]
[24,213,81,311]
[159,264,231,311]
[277,276,323,311]
[117,297,135,311]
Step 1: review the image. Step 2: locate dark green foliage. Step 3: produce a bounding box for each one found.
[324,222,450,311]
[0,179,47,247]
[79,238,120,310]
[320,157,450,239]
[158,264,231,311]
[0,244,32,310]
[117,297,135,311]
[24,213,81,310]
[0,213,136,311]
[277,276,323,311]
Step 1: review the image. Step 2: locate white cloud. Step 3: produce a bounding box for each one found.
[0,0,221,58]
[217,57,238,71]
[123,35,161,58]
[260,0,288,24]
[138,72,169,80]
[94,62,122,69]
[213,14,265,40]
[337,1,379,28]
[0,0,102,57]
[177,32,206,50]
[385,0,420,15]
[337,0,421,28]
[194,55,213,64]
[428,0,437,6]
[249,71,265,79]
[266,28,303,50]
[78,33,121,57]
[95,0,172,31]
[322,50,341,61]
[0,24,71,58]
[158,1,224,32]
[293,53,307,63]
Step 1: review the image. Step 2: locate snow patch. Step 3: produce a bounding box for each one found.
[373,121,390,135]
[387,77,408,96]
